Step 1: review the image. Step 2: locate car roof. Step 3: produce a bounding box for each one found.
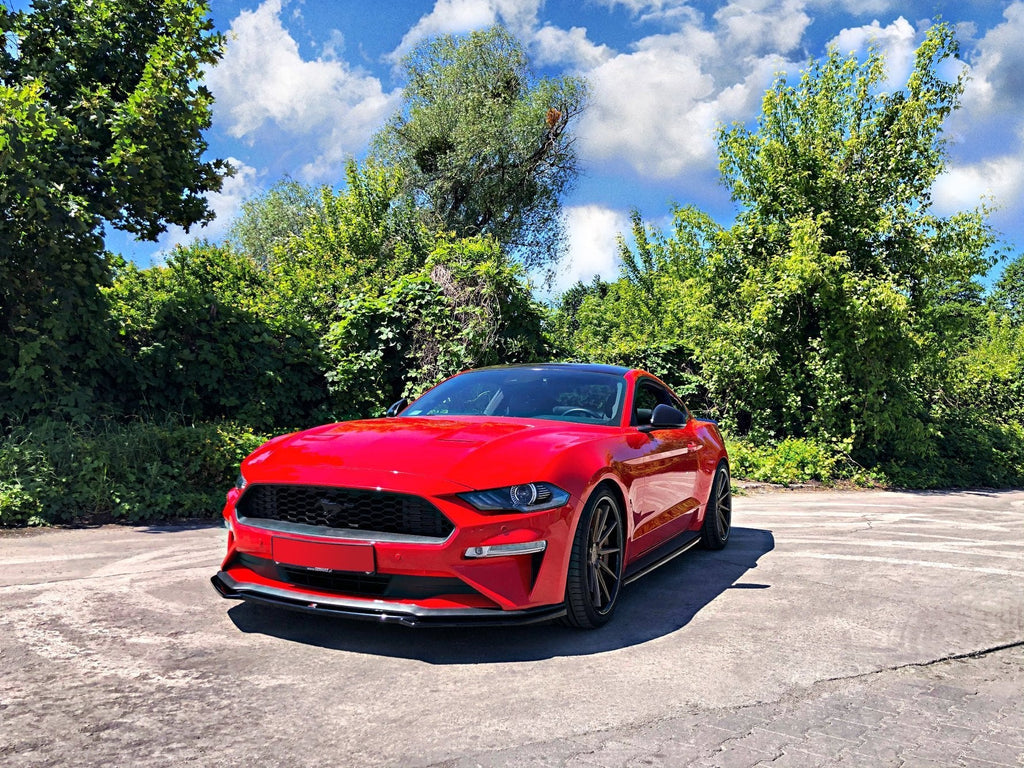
[474,362,632,376]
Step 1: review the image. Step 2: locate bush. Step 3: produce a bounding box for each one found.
[883,417,1024,489]
[0,419,269,526]
[323,236,548,418]
[727,436,881,486]
[105,244,330,431]
[727,425,1024,489]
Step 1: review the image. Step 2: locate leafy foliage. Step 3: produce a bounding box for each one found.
[0,19,561,528]
[0,0,228,423]
[989,254,1024,326]
[726,437,880,486]
[269,161,433,337]
[5,19,1022,530]
[229,179,321,268]
[711,25,993,460]
[105,244,330,431]
[559,24,1022,487]
[0,419,268,526]
[374,25,587,271]
[104,164,549,428]
[551,206,724,407]
[324,236,549,417]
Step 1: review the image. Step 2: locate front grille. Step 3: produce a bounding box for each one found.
[236,484,454,539]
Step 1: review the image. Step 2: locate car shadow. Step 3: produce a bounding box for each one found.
[225,526,775,662]
[140,520,223,533]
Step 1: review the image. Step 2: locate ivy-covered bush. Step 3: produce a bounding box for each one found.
[726,437,882,486]
[105,244,330,431]
[323,236,549,418]
[0,419,269,526]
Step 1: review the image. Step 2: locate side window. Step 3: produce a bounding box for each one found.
[632,379,686,426]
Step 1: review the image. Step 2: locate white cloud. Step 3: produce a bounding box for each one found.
[567,0,811,181]
[553,205,630,293]
[932,152,1024,218]
[152,159,260,260]
[207,0,398,181]
[959,2,1024,117]
[704,52,790,127]
[809,0,894,15]
[713,0,811,56]
[579,47,718,177]
[936,3,1024,237]
[591,0,699,25]
[532,25,613,69]
[828,16,918,89]
[388,0,542,62]
[380,0,810,186]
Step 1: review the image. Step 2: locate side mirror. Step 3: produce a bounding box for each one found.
[385,398,408,418]
[639,403,687,432]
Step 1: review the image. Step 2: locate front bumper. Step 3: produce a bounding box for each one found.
[211,570,566,627]
[216,481,580,622]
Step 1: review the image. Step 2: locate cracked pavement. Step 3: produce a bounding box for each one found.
[1,489,1022,767]
[435,646,1023,767]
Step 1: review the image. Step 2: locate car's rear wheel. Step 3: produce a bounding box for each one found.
[564,488,624,629]
[701,462,731,550]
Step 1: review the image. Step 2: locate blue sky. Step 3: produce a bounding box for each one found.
[108,0,1023,292]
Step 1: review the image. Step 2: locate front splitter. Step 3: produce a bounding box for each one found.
[211,571,566,628]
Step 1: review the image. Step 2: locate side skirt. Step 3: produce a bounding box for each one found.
[623,533,702,585]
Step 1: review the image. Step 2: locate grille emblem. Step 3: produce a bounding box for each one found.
[319,498,343,516]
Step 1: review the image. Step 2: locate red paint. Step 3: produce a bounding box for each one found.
[216,365,728,622]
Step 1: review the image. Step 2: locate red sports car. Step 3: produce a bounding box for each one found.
[212,364,731,628]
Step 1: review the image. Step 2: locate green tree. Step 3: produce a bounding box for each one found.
[0,0,228,421]
[105,244,329,430]
[323,236,549,418]
[989,254,1024,326]
[270,161,432,337]
[229,179,321,268]
[554,206,726,407]
[373,25,587,271]
[565,23,1017,485]
[709,23,995,466]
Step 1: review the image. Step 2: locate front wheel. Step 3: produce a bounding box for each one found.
[564,488,624,629]
[701,463,731,550]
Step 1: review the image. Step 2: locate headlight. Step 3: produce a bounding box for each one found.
[458,482,570,513]
[235,473,247,490]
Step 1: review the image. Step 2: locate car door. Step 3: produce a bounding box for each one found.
[625,378,703,554]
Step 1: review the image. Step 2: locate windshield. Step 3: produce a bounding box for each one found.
[403,368,626,426]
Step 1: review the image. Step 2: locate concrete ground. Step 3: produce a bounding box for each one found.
[0,489,1021,767]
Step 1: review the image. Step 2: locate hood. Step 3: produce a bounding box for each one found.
[241,416,611,492]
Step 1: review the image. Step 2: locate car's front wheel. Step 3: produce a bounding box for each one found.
[564,488,624,629]
[701,462,731,550]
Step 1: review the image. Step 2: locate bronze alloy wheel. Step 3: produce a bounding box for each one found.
[565,489,624,628]
[701,463,732,550]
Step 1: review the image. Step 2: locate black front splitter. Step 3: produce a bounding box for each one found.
[211,571,566,628]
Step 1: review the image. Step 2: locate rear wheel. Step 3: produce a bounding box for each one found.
[701,463,731,550]
[564,488,624,629]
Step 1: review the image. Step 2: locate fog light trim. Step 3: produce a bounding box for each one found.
[464,540,547,558]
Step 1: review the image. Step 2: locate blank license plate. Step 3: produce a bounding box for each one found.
[272,538,375,573]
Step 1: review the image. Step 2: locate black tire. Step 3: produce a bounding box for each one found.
[563,488,625,629]
[701,462,732,550]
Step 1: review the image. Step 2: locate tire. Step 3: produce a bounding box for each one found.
[701,462,732,550]
[563,488,625,629]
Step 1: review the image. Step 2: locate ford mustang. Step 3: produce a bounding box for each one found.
[211,363,731,628]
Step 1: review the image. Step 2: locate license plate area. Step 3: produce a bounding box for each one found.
[272,537,375,574]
